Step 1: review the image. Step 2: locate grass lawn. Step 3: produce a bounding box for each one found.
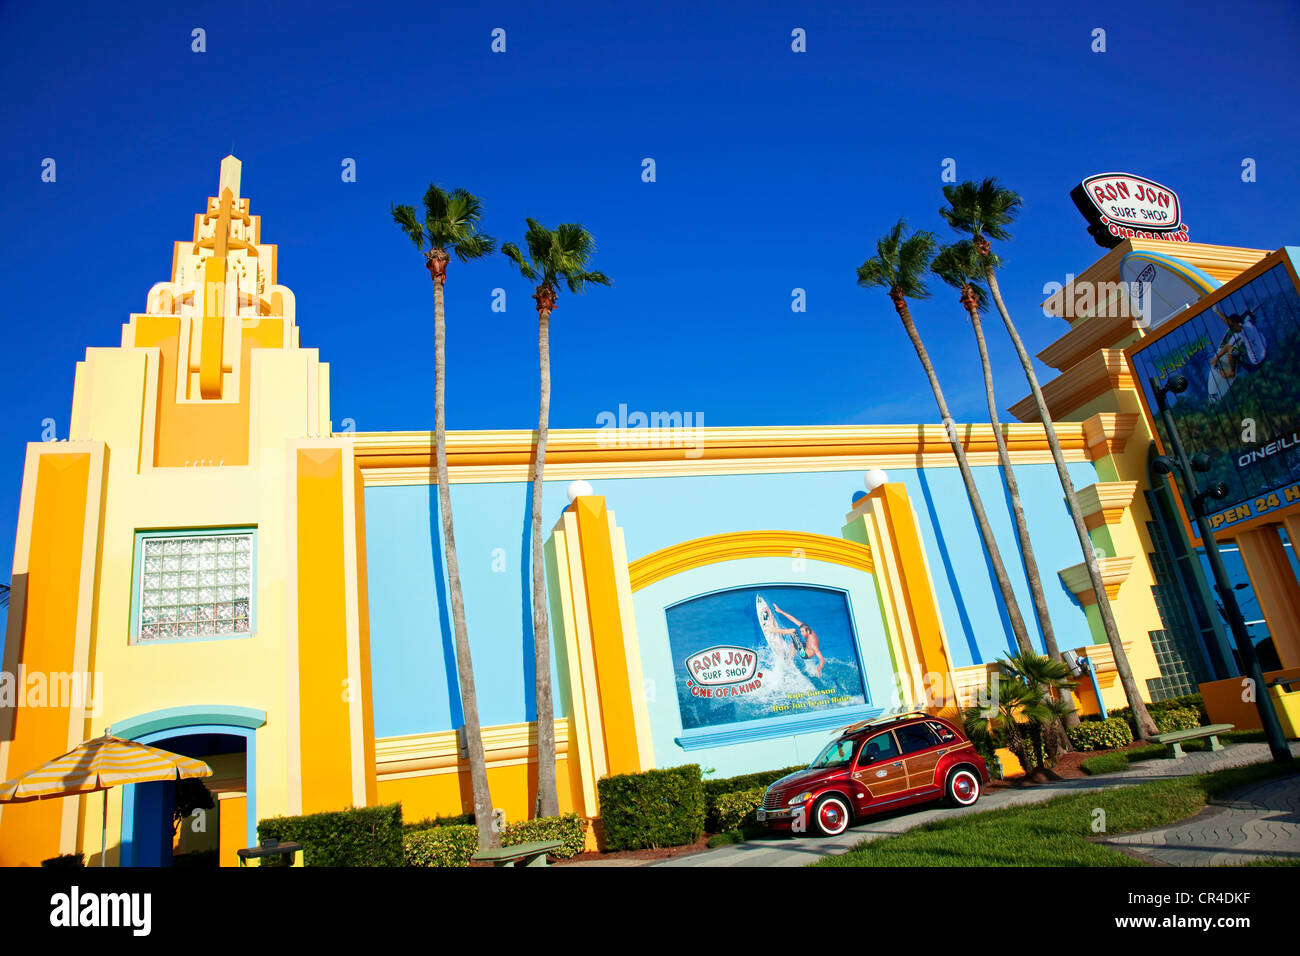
[816,759,1298,867]
[1079,730,1266,775]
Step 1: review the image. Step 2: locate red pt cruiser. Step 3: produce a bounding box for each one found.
[757,712,989,837]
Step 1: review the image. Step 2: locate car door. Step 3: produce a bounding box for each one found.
[894,721,945,793]
[851,730,907,800]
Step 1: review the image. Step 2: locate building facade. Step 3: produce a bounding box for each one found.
[1,157,1294,865]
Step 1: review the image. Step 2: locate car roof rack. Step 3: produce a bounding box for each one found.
[835,709,930,736]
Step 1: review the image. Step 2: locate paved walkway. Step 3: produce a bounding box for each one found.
[637,741,1300,868]
[1101,773,1300,866]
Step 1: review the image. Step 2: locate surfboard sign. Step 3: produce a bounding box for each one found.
[1071,172,1189,248]
[1120,250,1220,331]
[755,595,780,653]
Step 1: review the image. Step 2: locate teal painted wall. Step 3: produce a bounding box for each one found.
[363,458,1100,747]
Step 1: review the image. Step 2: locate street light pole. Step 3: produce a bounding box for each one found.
[1151,375,1291,763]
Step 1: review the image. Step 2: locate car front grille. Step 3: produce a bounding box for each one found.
[763,786,787,810]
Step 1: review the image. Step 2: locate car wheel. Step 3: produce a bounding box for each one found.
[946,767,981,807]
[811,794,851,837]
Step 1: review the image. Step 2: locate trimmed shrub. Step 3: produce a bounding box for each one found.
[258,803,404,867]
[1157,707,1202,734]
[597,764,706,850]
[404,812,473,831]
[703,765,805,832]
[501,813,587,859]
[712,787,765,833]
[404,825,478,867]
[1111,693,1208,737]
[1067,716,1134,751]
[701,765,807,801]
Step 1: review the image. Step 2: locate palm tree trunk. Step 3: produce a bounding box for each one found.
[981,261,1158,739]
[532,284,559,818]
[891,292,1035,658]
[430,256,500,848]
[964,293,1079,731]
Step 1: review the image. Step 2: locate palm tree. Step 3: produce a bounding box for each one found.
[932,241,1078,730]
[858,221,1035,661]
[963,676,1037,775]
[1001,651,1077,769]
[964,652,1075,774]
[940,179,1158,738]
[502,219,610,818]
[392,184,500,849]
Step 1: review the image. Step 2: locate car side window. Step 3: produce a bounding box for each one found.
[857,732,900,766]
[895,722,941,754]
[928,720,957,743]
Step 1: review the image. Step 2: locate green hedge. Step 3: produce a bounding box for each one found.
[702,765,805,832]
[702,765,807,800]
[1156,707,1202,734]
[403,813,588,866]
[712,787,765,833]
[404,812,473,831]
[257,803,404,867]
[1067,716,1134,751]
[1110,693,1208,737]
[404,825,478,867]
[597,764,706,850]
[501,813,587,859]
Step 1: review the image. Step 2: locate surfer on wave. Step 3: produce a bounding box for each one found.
[771,604,826,677]
[1212,308,1265,382]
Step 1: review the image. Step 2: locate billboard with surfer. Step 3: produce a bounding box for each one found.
[665,584,868,731]
[1128,249,1300,537]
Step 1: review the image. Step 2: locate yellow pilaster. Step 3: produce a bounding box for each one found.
[545,496,654,825]
[199,256,225,399]
[0,447,103,865]
[571,497,652,776]
[845,484,956,709]
[294,445,373,813]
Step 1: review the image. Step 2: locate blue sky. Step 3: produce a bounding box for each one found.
[1,0,1298,580]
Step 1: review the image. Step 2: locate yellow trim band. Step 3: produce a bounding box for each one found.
[628,530,873,593]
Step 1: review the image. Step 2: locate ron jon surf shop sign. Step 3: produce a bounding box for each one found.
[1071,172,1189,248]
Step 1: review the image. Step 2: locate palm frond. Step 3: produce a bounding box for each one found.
[504,219,609,296]
[421,182,451,224]
[501,242,539,281]
[857,218,936,299]
[931,241,991,311]
[940,177,1023,242]
[400,181,495,261]
[390,204,426,252]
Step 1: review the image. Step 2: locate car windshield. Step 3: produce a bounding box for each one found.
[808,738,855,769]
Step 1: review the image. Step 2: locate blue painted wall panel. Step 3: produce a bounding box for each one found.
[363,457,1099,740]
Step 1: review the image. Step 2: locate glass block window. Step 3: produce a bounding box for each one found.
[134,530,254,642]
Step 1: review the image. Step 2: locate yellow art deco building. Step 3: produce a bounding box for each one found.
[1,158,1293,866]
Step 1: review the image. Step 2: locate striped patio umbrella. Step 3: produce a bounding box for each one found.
[0,734,211,865]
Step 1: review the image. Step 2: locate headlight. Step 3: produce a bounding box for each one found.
[788,791,813,806]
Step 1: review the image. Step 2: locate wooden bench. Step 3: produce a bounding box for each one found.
[471,839,563,868]
[1150,723,1234,759]
[237,839,303,867]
